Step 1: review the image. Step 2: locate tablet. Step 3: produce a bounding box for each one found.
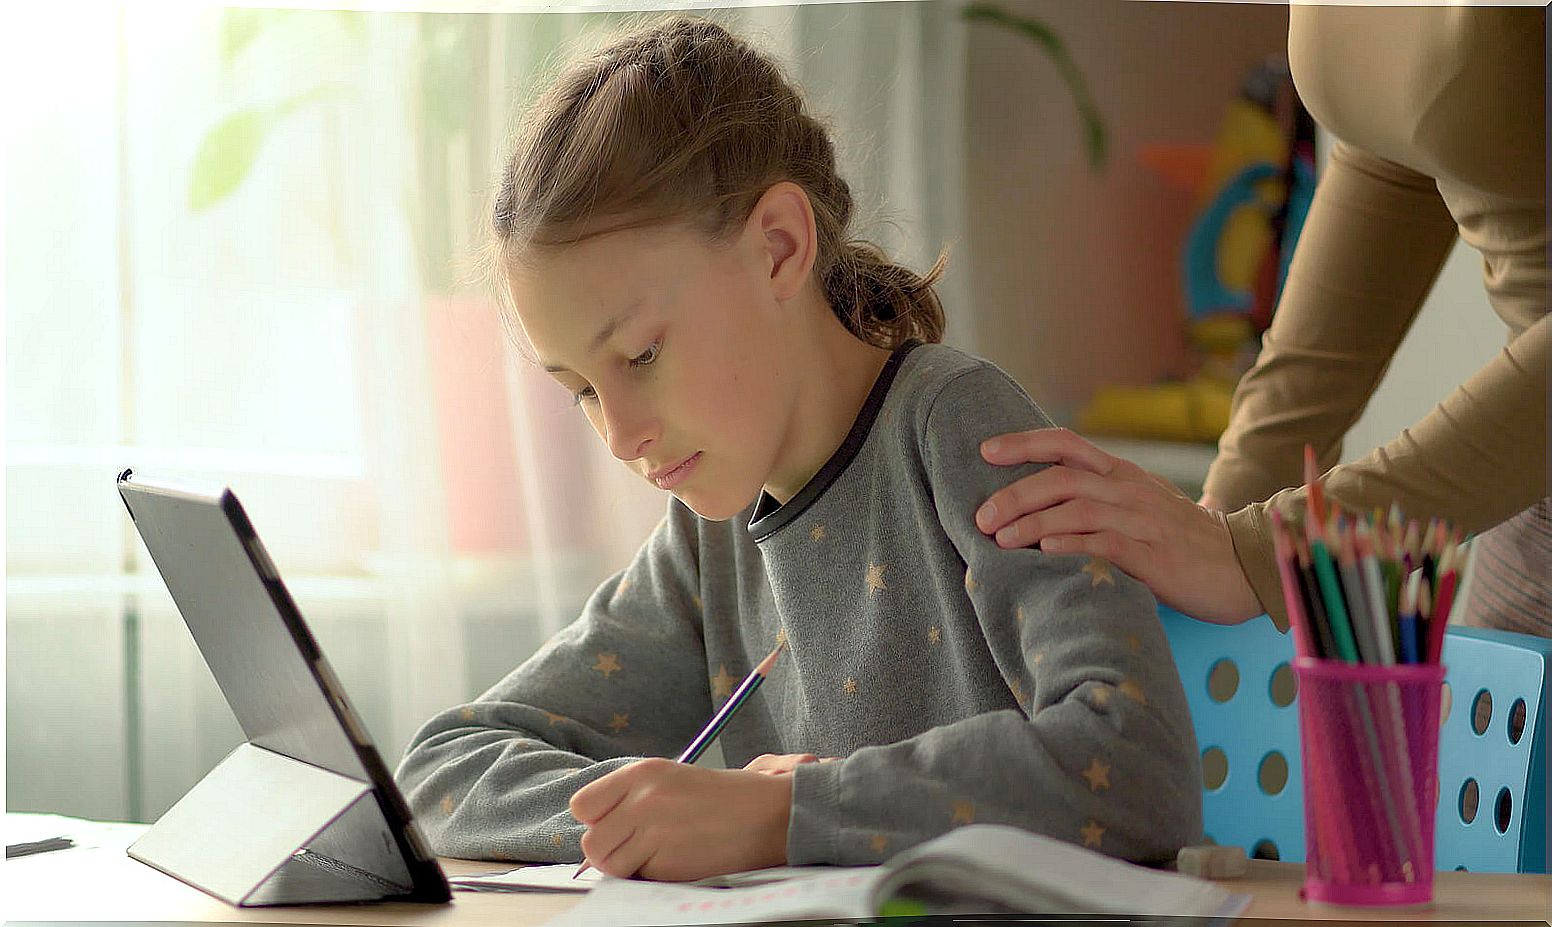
[116,470,450,906]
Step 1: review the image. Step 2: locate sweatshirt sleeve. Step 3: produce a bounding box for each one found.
[394,500,714,862]
[1226,309,1549,631]
[1204,141,1547,630]
[1203,140,1461,510]
[786,365,1203,865]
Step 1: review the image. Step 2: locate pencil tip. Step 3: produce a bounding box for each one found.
[756,641,786,675]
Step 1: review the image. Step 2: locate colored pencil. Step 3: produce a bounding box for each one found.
[1295,538,1336,660]
[677,642,786,764]
[573,641,787,878]
[1399,571,1424,664]
[1402,523,1421,576]
[1426,560,1458,664]
[1416,576,1433,644]
[1337,526,1381,664]
[1304,444,1328,527]
[1307,515,1360,663]
[1355,525,1397,666]
[1271,510,1316,659]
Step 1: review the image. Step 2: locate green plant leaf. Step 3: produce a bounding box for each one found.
[188,87,336,212]
[189,109,273,211]
[962,2,1108,170]
[330,9,368,44]
[220,8,281,68]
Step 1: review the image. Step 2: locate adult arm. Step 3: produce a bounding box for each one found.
[975,143,1545,629]
[1203,140,1459,509]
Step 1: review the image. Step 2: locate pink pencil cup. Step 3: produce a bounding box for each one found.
[1294,657,1445,906]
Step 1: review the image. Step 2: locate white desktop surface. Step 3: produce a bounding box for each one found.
[4,814,1548,925]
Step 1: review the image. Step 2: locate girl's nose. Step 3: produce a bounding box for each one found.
[602,399,658,463]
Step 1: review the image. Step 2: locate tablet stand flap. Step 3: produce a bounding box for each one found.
[128,741,404,906]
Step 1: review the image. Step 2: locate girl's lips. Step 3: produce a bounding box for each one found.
[652,452,702,490]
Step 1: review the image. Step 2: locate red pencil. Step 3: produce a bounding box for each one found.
[1425,544,1460,663]
[1271,510,1315,659]
[1303,444,1328,527]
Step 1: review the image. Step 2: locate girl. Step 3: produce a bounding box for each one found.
[396,16,1201,882]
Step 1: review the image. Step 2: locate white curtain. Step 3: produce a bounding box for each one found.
[4,1,970,823]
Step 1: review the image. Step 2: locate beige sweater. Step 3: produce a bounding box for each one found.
[1204,5,1547,630]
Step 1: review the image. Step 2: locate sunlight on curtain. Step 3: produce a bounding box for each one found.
[4,1,967,822]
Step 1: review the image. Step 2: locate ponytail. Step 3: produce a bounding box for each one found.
[822,241,948,348]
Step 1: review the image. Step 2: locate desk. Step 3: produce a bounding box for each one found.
[4,817,1547,925]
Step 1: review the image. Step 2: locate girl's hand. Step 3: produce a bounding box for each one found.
[570,758,792,881]
[974,428,1262,624]
[743,753,836,775]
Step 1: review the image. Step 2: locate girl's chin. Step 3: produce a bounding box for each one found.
[673,486,759,523]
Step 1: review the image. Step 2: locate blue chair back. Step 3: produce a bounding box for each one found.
[1158,605,1304,862]
[1158,606,1549,874]
[1432,626,1550,874]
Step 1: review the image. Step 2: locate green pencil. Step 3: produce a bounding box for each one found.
[1306,515,1359,663]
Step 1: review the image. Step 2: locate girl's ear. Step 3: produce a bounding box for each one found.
[747,181,818,302]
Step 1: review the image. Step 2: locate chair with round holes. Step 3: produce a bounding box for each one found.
[1157,604,1305,863]
[1160,605,1551,874]
[1432,626,1550,874]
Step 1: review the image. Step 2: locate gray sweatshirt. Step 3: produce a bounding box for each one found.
[395,342,1203,867]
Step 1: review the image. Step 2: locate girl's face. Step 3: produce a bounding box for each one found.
[508,217,801,522]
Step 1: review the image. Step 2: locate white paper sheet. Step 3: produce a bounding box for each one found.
[537,868,880,926]
[451,862,835,893]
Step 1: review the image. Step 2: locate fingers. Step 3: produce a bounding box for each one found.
[976,465,1139,535]
[991,498,1154,551]
[585,825,649,879]
[1039,530,1150,578]
[570,759,651,824]
[980,427,1118,475]
[743,753,819,775]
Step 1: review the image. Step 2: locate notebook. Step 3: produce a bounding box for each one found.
[453,862,827,893]
[538,824,1249,926]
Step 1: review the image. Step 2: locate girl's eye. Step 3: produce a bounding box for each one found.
[629,340,661,368]
[570,340,657,406]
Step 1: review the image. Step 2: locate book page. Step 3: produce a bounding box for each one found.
[880,825,1248,922]
[451,863,604,893]
[539,868,880,926]
[451,863,834,894]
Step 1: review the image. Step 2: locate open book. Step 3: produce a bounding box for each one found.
[539,825,1249,926]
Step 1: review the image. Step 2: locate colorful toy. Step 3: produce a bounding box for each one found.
[1078,57,1316,444]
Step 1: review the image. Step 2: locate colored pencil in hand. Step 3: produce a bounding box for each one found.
[573,640,787,878]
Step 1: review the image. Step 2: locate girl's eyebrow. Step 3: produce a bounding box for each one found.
[541,301,642,373]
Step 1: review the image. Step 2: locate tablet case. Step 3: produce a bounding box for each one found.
[116,470,450,906]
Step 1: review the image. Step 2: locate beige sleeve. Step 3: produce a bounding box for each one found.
[1228,312,1549,630]
[1203,140,1460,509]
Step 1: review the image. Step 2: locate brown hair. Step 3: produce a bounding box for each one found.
[490,16,946,350]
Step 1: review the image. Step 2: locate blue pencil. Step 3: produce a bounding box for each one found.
[1399,570,1423,664]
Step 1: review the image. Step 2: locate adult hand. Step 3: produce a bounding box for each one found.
[569,758,791,881]
[743,752,829,775]
[974,428,1262,624]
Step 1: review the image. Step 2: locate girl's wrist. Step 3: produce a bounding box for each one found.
[762,770,794,866]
